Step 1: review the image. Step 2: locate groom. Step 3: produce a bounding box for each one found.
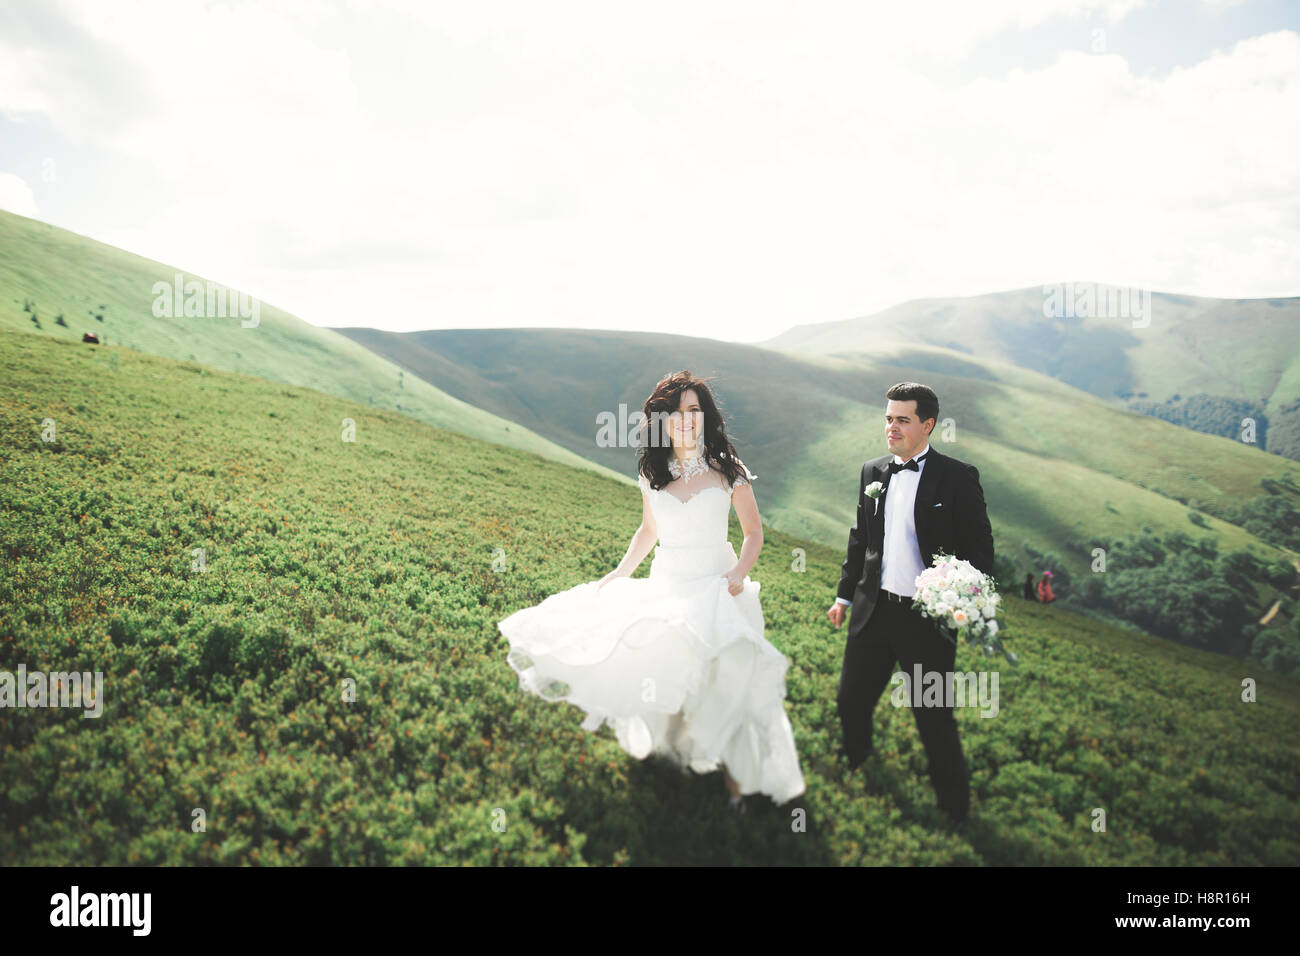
[826,382,994,826]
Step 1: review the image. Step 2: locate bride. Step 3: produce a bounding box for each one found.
[498,371,806,810]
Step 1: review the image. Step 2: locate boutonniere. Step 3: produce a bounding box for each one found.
[865,480,885,515]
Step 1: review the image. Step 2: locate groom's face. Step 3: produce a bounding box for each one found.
[885,399,932,459]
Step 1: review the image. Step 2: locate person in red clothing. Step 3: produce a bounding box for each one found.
[1036,570,1055,603]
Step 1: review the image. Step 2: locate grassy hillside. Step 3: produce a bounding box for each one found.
[2,329,1297,865]
[0,209,623,484]
[336,327,1300,591]
[762,284,1300,459]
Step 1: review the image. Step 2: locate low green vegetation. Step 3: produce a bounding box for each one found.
[2,330,1297,865]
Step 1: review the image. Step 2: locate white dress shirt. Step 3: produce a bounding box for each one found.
[836,442,930,606]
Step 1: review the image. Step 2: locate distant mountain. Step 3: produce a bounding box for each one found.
[0,210,622,483]
[336,326,1300,592]
[762,285,1300,460]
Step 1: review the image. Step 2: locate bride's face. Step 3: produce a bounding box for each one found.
[667,388,704,451]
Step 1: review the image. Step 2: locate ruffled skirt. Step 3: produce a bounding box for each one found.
[498,541,806,804]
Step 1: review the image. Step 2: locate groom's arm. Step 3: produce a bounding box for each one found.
[954,462,994,576]
[835,463,870,604]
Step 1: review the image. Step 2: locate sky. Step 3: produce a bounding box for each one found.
[1,0,1297,344]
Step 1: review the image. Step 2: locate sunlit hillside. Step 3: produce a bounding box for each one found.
[5,330,1294,865]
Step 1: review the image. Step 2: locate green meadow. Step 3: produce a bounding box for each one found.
[0,209,621,484]
[2,329,1297,865]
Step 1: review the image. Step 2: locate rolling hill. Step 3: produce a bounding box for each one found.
[2,329,1297,865]
[762,284,1300,460]
[336,326,1300,588]
[0,209,623,484]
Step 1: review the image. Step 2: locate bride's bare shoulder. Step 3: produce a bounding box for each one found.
[716,452,755,488]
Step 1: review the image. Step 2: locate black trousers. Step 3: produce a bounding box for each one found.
[836,590,971,821]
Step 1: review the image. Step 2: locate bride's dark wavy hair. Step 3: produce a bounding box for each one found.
[636,371,745,491]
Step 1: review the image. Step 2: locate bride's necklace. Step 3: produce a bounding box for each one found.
[668,450,708,481]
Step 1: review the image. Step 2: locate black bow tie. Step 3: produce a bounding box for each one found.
[888,453,928,474]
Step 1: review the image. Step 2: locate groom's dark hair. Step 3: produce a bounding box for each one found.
[885,382,938,432]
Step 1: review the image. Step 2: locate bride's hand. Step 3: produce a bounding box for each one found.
[722,569,745,596]
[597,570,625,591]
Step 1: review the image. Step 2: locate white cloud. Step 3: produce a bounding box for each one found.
[0,0,1294,341]
[0,172,39,217]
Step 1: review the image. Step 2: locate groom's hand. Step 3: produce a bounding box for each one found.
[827,602,845,628]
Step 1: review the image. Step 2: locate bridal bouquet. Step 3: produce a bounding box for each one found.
[911,551,1017,665]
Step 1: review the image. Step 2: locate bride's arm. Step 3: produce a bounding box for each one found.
[605,486,659,580]
[728,483,763,580]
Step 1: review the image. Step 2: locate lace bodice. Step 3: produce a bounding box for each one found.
[637,457,755,549]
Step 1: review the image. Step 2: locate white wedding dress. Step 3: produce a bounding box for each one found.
[498,458,806,805]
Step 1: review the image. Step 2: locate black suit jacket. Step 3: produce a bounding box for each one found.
[836,445,994,640]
